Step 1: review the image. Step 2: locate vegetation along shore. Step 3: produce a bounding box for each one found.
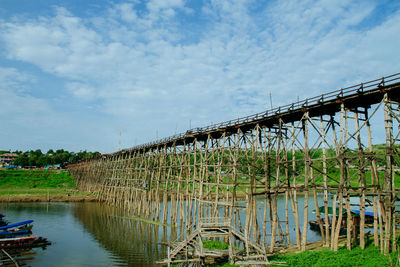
[197,238,400,267]
[0,168,96,202]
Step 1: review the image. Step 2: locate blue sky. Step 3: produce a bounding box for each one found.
[0,0,399,153]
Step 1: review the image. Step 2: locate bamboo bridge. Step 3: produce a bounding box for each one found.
[69,73,400,265]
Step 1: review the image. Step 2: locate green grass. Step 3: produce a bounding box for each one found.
[194,241,398,267]
[270,245,394,267]
[0,188,87,195]
[203,245,396,267]
[0,169,76,189]
[203,240,229,250]
[170,245,396,267]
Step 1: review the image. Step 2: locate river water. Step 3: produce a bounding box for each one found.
[0,196,323,266]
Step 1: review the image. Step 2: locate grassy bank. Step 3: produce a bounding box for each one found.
[0,169,96,202]
[0,169,75,189]
[269,245,397,267]
[202,246,397,267]
[185,239,398,267]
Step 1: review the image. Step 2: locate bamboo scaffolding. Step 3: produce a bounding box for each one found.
[67,77,400,263]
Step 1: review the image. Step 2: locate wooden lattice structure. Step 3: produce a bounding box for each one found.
[69,73,400,264]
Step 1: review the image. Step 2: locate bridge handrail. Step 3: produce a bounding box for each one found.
[127,72,400,152]
[199,217,231,227]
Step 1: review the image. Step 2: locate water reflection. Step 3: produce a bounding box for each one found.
[73,203,166,266]
[72,196,324,266]
[0,202,132,267]
[1,248,40,266]
[0,196,326,267]
[71,195,323,265]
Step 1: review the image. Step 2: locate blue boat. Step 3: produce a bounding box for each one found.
[0,230,29,238]
[350,209,375,223]
[0,220,34,231]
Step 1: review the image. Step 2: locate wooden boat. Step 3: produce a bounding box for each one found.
[0,235,51,249]
[309,220,347,235]
[0,235,37,243]
[349,209,374,224]
[338,197,376,224]
[0,220,33,231]
[309,206,360,235]
[0,213,8,227]
[14,224,33,232]
[0,220,8,227]
[0,230,30,238]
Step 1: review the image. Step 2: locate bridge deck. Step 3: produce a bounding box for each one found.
[122,73,400,152]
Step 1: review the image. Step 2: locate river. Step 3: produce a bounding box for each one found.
[0,196,324,266]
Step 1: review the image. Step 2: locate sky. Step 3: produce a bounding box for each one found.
[0,0,399,153]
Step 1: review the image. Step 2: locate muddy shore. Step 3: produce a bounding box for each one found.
[0,191,98,202]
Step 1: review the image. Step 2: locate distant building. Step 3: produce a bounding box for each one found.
[0,153,18,165]
[45,164,61,170]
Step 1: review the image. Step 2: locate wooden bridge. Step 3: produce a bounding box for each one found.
[69,73,400,264]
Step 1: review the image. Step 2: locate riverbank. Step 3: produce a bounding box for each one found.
[0,169,97,202]
[174,234,399,267]
[268,243,398,267]
[200,240,398,267]
[0,189,98,202]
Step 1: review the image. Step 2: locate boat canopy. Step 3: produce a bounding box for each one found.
[314,207,360,218]
[350,209,375,217]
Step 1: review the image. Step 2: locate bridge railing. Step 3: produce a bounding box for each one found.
[199,217,231,228]
[127,72,400,152]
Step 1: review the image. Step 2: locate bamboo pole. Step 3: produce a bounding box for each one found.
[354,109,366,249]
[333,104,346,251]
[290,122,301,249]
[301,112,310,251]
[366,110,380,247]
[383,94,394,255]
[67,79,400,261]
[321,116,330,247]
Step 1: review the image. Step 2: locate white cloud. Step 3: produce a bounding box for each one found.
[147,0,188,18]
[66,82,96,99]
[0,67,114,152]
[115,3,138,23]
[0,68,48,114]
[0,0,399,152]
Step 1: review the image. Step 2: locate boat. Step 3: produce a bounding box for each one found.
[0,217,51,250]
[336,197,376,224]
[0,230,30,238]
[0,213,7,227]
[309,206,360,235]
[309,219,347,235]
[0,220,34,231]
[349,209,375,224]
[0,235,51,249]
[0,235,37,243]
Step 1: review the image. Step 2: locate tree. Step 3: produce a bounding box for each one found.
[7,148,101,167]
[14,153,29,166]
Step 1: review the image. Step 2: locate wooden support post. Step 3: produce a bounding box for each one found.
[301,112,310,251]
[290,122,301,249]
[384,94,394,255]
[354,109,366,249]
[321,116,330,247]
